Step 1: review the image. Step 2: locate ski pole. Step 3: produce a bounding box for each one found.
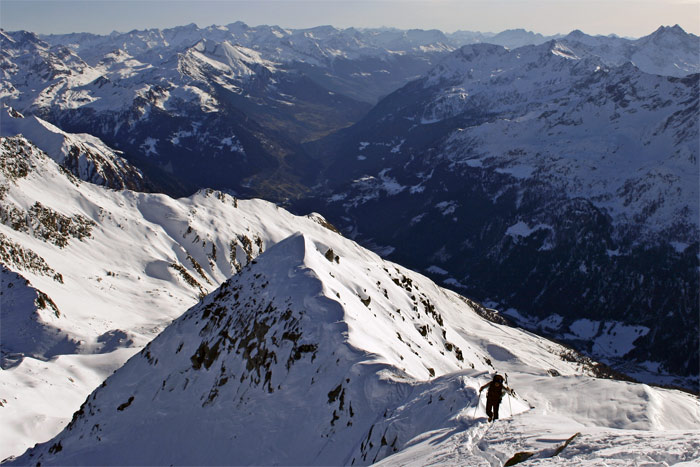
[508,391,513,417]
[473,390,480,418]
[505,373,513,417]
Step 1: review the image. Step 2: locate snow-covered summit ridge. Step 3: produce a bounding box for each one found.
[0,134,345,459]
[423,39,600,91]
[38,22,457,65]
[0,107,148,190]
[34,22,698,75]
[1,23,695,119]
[180,39,277,81]
[7,228,700,465]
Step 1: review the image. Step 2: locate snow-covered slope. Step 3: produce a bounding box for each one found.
[0,107,148,190]
[0,135,342,459]
[6,231,699,465]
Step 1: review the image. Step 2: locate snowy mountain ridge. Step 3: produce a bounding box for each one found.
[6,227,700,465]
[556,25,700,77]
[38,23,699,77]
[40,23,457,66]
[5,23,694,115]
[0,107,148,190]
[0,134,344,459]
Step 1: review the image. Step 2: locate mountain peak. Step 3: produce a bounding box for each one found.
[307,24,339,34]
[566,29,588,39]
[638,24,696,50]
[494,28,538,37]
[0,29,46,49]
[652,24,687,36]
[457,42,507,58]
[226,20,249,29]
[245,231,309,274]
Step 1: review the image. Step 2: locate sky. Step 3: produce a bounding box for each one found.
[1,0,698,38]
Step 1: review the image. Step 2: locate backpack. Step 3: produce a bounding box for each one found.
[487,375,505,400]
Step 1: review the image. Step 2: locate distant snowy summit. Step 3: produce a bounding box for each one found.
[559,25,700,77]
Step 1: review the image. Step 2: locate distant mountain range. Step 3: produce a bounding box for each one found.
[1,24,697,198]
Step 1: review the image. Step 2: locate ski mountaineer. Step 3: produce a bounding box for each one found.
[479,374,511,422]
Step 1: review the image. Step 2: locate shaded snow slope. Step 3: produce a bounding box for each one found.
[7,232,699,465]
[0,135,341,459]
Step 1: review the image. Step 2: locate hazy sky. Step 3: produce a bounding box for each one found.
[1,0,698,38]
